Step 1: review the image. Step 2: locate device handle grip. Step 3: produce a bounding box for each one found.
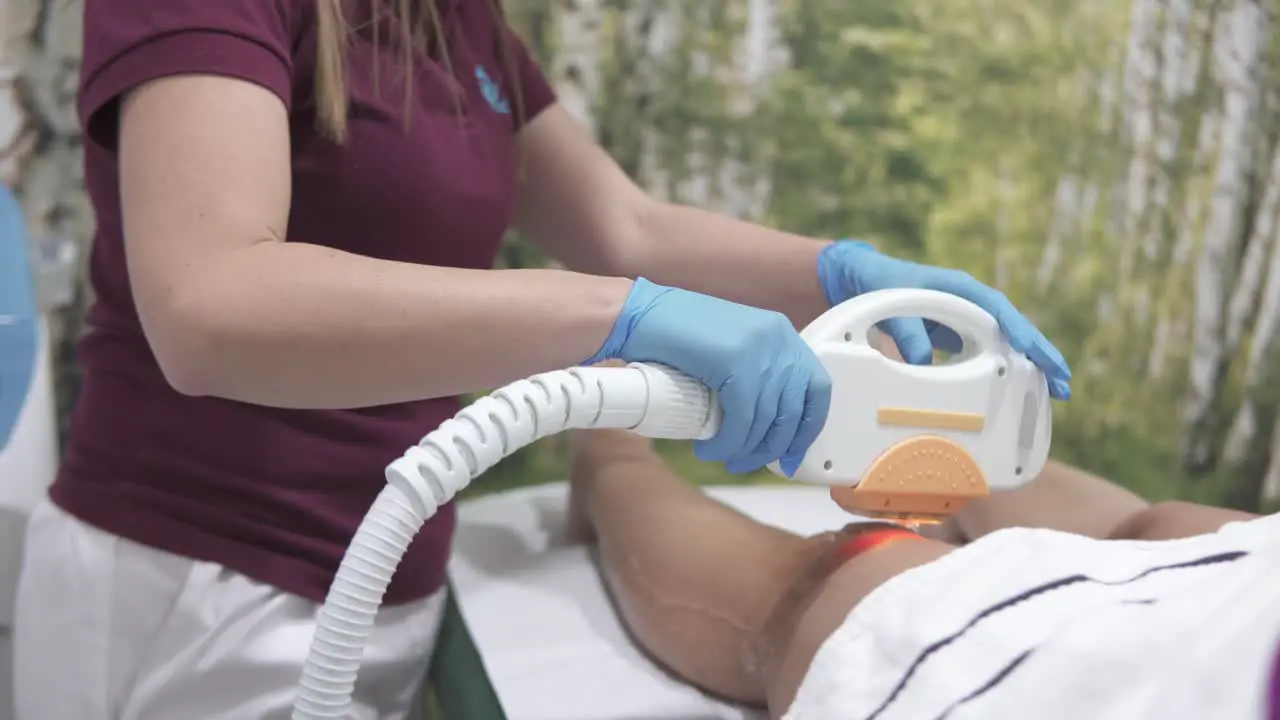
[802,288,1003,357]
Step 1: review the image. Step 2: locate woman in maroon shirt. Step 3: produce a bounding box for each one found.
[12,0,1069,717]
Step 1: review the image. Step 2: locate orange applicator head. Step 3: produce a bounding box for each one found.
[828,435,990,526]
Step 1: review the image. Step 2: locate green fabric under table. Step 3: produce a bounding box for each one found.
[425,582,507,720]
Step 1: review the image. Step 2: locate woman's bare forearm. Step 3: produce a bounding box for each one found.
[163,241,631,408]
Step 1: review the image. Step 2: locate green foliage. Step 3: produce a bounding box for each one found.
[762,0,939,253]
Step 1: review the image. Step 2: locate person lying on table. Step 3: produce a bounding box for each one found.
[566,427,1279,720]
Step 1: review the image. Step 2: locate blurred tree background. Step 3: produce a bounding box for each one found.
[487,0,1280,512]
[6,0,1280,511]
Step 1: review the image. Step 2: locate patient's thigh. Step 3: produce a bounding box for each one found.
[1107,500,1258,541]
[762,532,952,715]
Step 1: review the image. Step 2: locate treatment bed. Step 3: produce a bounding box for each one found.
[429,482,860,720]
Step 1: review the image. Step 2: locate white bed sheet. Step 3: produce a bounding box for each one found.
[449,482,860,720]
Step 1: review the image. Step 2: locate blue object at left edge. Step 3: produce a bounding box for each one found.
[0,184,38,454]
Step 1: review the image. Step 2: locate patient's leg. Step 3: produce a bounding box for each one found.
[567,428,825,705]
[928,460,1148,542]
[567,429,951,713]
[935,460,1257,543]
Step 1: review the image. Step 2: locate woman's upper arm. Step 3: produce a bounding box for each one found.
[80,0,297,380]
[118,76,292,368]
[498,20,651,275]
[514,105,652,275]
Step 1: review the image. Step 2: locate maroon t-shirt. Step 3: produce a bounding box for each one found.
[1270,639,1280,719]
[54,0,557,604]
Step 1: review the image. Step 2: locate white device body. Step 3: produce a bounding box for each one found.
[770,288,1052,492]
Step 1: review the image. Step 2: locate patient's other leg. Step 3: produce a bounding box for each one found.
[927,460,1148,542]
[933,460,1257,543]
[567,429,950,711]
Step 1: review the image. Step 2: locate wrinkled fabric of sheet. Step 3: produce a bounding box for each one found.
[786,511,1280,720]
[14,500,445,720]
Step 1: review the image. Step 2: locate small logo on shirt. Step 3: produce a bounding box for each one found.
[475,65,510,115]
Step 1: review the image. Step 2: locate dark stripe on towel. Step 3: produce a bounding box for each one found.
[934,649,1034,720]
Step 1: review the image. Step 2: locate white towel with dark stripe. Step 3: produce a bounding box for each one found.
[785,512,1280,720]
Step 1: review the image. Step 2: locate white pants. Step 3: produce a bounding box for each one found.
[785,512,1280,720]
[14,500,446,720]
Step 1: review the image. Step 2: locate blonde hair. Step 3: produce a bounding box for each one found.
[313,0,526,142]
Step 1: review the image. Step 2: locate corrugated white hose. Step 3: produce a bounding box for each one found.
[291,362,721,720]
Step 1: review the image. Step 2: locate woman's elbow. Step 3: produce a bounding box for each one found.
[157,350,217,398]
[141,293,228,397]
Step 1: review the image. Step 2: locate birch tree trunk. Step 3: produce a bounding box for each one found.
[1120,0,1160,259]
[1221,104,1280,493]
[1037,57,1119,292]
[1100,0,1161,254]
[1037,169,1080,289]
[551,0,604,134]
[1135,0,1195,276]
[602,0,667,184]
[1182,0,1268,470]
[1260,418,1280,503]
[1146,0,1218,379]
[717,0,777,220]
[1223,144,1280,362]
[1220,198,1280,471]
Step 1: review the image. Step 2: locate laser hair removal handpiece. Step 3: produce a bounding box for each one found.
[770,287,1053,525]
[290,288,1052,720]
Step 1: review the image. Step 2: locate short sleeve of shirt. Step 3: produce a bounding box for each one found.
[79,0,297,149]
[505,28,556,129]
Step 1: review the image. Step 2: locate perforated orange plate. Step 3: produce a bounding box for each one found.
[830,435,989,525]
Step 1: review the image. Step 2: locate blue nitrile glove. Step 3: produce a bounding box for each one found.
[817,240,1072,400]
[585,278,832,475]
